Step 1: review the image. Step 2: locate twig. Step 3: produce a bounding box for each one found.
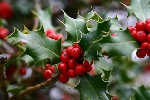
[10,76,58,100]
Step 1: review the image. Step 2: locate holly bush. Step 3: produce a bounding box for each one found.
[1,0,150,100]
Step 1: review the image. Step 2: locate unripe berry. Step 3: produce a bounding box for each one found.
[19,68,26,76]
[75,64,86,75]
[71,48,81,58]
[136,31,146,43]
[68,69,76,78]
[0,27,9,39]
[60,52,70,63]
[68,58,78,69]
[0,2,13,19]
[59,74,69,83]
[136,21,146,31]
[43,70,52,79]
[58,63,68,73]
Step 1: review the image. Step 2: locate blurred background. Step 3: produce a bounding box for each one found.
[1,0,145,100]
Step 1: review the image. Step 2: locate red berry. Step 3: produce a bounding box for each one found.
[58,63,68,73]
[112,96,119,100]
[55,33,63,40]
[73,44,82,51]
[147,34,150,43]
[140,42,149,51]
[71,48,81,58]
[0,27,9,39]
[45,64,51,70]
[66,46,73,56]
[136,21,146,31]
[86,66,92,72]
[146,18,150,24]
[50,65,55,73]
[68,69,76,78]
[43,70,52,79]
[146,23,150,32]
[131,30,137,38]
[75,64,86,75]
[60,52,70,63]
[19,68,26,76]
[128,26,135,33]
[68,58,78,69]
[136,31,146,43]
[136,49,146,58]
[83,60,90,67]
[59,74,69,83]
[0,2,13,19]
[62,49,67,54]
[45,29,55,37]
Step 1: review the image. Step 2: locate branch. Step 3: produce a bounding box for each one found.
[10,76,58,100]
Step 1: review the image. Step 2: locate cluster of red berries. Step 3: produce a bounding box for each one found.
[45,29,64,42]
[128,18,150,58]
[42,64,55,79]
[0,2,13,19]
[0,27,9,39]
[58,44,93,83]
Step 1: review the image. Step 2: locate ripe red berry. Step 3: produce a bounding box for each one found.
[140,42,149,51]
[75,64,86,75]
[68,58,78,69]
[68,69,76,78]
[128,26,135,33]
[83,60,90,67]
[71,48,81,58]
[50,65,55,73]
[146,23,150,32]
[19,68,26,76]
[136,49,146,58]
[59,74,69,83]
[0,2,13,19]
[86,66,92,72]
[136,21,146,31]
[66,46,73,56]
[45,29,55,37]
[73,44,82,51]
[45,64,51,70]
[0,27,9,39]
[43,70,52,79]
[131,30,137,38]
[55,33,63,40]
[58,63,68,73]
[136,31,146,43]
[146,18,150,24]
[60,52,70,63]
[147,34,150,43]
[112,96,119,100]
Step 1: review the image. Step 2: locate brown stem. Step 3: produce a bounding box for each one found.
[0,55,8,100]
[10,76,58,100]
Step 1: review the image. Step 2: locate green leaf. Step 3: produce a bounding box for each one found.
[100,29,138,57]
[76,74,109,100]
[7,85,23,95]
[84,11,103,22]
[20,54,34,66]
[79,20,110,61]
[133,86,150,100]
[34,8,54,30]
[125,0,150,21]
[8,27,61,65]
[64,12,88,43]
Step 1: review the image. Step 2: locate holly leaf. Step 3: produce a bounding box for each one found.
[76,74,109,100]
[64,12,88,43]
[34,8,54,30]
[79,20,110,61]
[7,86,23,95]
[125,0,150,21]
[7,27,61,65]
[84,11,103,22]
[100,29,138,57]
